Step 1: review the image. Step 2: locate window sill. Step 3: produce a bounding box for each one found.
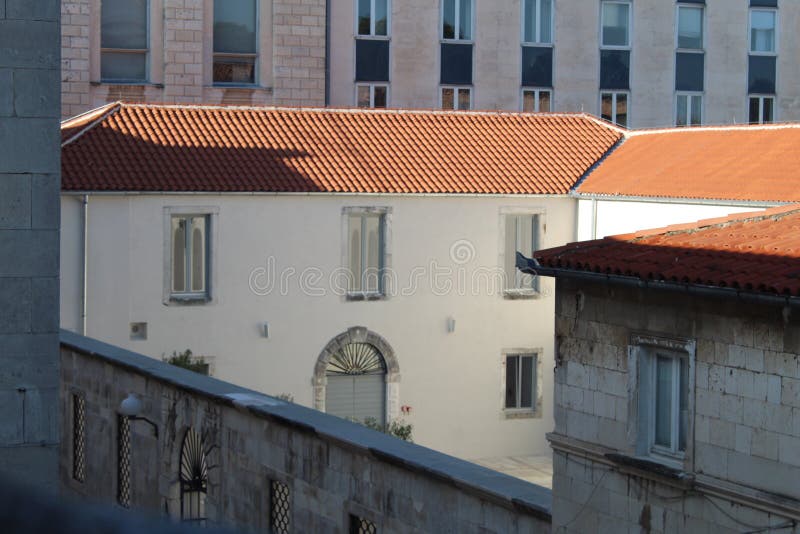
[521,42,554,48]
[605,452,693,486]
[92,81,163,88]
[503,289,542,300]
[503,409,540,420]
[440,39,475,45]
[355,35,391,41]
[346,292,387,302]
[168,294,211,305]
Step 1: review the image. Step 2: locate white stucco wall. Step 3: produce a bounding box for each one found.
[61,193,576,460]
[576,198,772,242]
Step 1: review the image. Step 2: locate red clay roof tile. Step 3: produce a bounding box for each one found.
[61,103,622,194]
[535,204,800,297]
[576,125,800,202]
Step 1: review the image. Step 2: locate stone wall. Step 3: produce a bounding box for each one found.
[60,331,551,533]
[60,0,325,118]
[549,277,800,533]
[0,0,62,488]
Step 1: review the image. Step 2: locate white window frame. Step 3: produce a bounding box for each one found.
[675,4,704,51]
[212,0,260,86]
[100,0,151,83]
[500,208,544,298]
[356,83,390,108]
[163,206,218,305]
[521,0,553,45]
[749,8,778,56]
[501,350,543,418]
[356,0,391,38]
[440,86,472,110]
[749,94,776,125]
[675,92,703,127]
[441,0,474,42]
[521,88,552,112]
[600,91,629,127]
[629,334,695,470]
[600,0,632,50]
[342,207,391,300]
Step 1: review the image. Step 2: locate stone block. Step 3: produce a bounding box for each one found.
[783,377,800,408]
[0,118,60,173]
[0,389,24,443]
[0,174,31,228]
[778,434,800,467]
[695,442,728,478]
[0,69,12,115]
[14,68,60,117]
[727,450,800,499]
[0,20,59,69]
[708,418,734,449]
[31,174,59,229]
[765,351,798,378]
[751,428,779,461]
[695,414,710,443]
[31,277,58,333]
[0,278,31,334]
[696,388,721,418]
[734,424,751,454]
[741,398,766,428]
[766,374,782,404]
[6,0,60,21]
[0,229,58,276]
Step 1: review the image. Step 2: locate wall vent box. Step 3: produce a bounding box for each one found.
[130,322,147,340]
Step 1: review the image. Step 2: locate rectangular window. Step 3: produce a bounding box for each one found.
[441,86,472,110]
[749,95,775,124]
[72,394,86,483]
[676,93,702,127]
[213,0,258,84]
[357,84,388,108]
[677,5,703,50]
[504,214,540,293]
[505,354,536,410]
[522,0,553,44]
[750,9,777,54]
[442,0,473,41]
[522,88,551,112]
[171,215,210,300]
[358,0,389,36]
[640,349,688,459]
[347,212,386,295]
[601,1,631,48]
[101,0,148,82]
[601,92,628,127]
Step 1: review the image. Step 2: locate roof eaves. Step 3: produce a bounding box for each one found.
[61,101,122,147]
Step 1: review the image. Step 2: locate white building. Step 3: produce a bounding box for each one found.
[59,102,622,460]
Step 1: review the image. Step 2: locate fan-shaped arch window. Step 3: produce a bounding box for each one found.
[325,343,387,425]
[180,429,208,524]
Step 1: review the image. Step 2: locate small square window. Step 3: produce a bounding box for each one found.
[677,6,703,50]
[170,215,210,301]
[358,0,389,36]
[749,95,775,124]
[357,84,388,108]
[347,211,387,296]
[504,213,541,293]
[750,9,776,54]
[676,93,702,127]
[601,92,628,128]
[522,88,551,112]
[504,353,538,412]
[441,86,472,110]
[601,1,631,48]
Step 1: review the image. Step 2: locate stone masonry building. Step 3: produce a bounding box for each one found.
[522,205,800,533]
[63,0,800,128]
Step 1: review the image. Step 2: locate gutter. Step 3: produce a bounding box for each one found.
[570,191,783,209]
[324,0,330,106]
[516,255,800,309]
[59,190,573,200]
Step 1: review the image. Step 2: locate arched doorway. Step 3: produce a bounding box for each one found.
[179,428,208,524]
[313,327,400,424]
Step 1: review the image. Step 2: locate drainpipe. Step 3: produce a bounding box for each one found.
[324,0,331,105]
[81,194,89,336]
[591,198,598,240]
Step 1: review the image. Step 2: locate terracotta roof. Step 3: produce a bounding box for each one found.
[60,102,622,194]
[575,125,800,203]
[533,204,800,297]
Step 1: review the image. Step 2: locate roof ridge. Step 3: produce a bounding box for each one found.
[626,122,800,137]
[627,204,800,242]
[61,102,122,147]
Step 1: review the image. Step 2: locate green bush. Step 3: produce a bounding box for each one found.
[163,349,209,375]
[352,417,413,442]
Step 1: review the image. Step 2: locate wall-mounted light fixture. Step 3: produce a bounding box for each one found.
[446,316,456,333]
[119,393,159,437]
[262,322,270,338]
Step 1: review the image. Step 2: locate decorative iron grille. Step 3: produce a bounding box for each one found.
[117,415,131,508]
[326,343,386,376]
[72,393,86,482]
[270,480,291,534]
[349,515,378,534]
[180,428,208,524]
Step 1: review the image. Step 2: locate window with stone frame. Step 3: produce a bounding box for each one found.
[345,208,389,298]
[101,0,149,82]
[213,0,258,84]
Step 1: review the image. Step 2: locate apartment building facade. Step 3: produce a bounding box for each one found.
[63,0,800,128]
